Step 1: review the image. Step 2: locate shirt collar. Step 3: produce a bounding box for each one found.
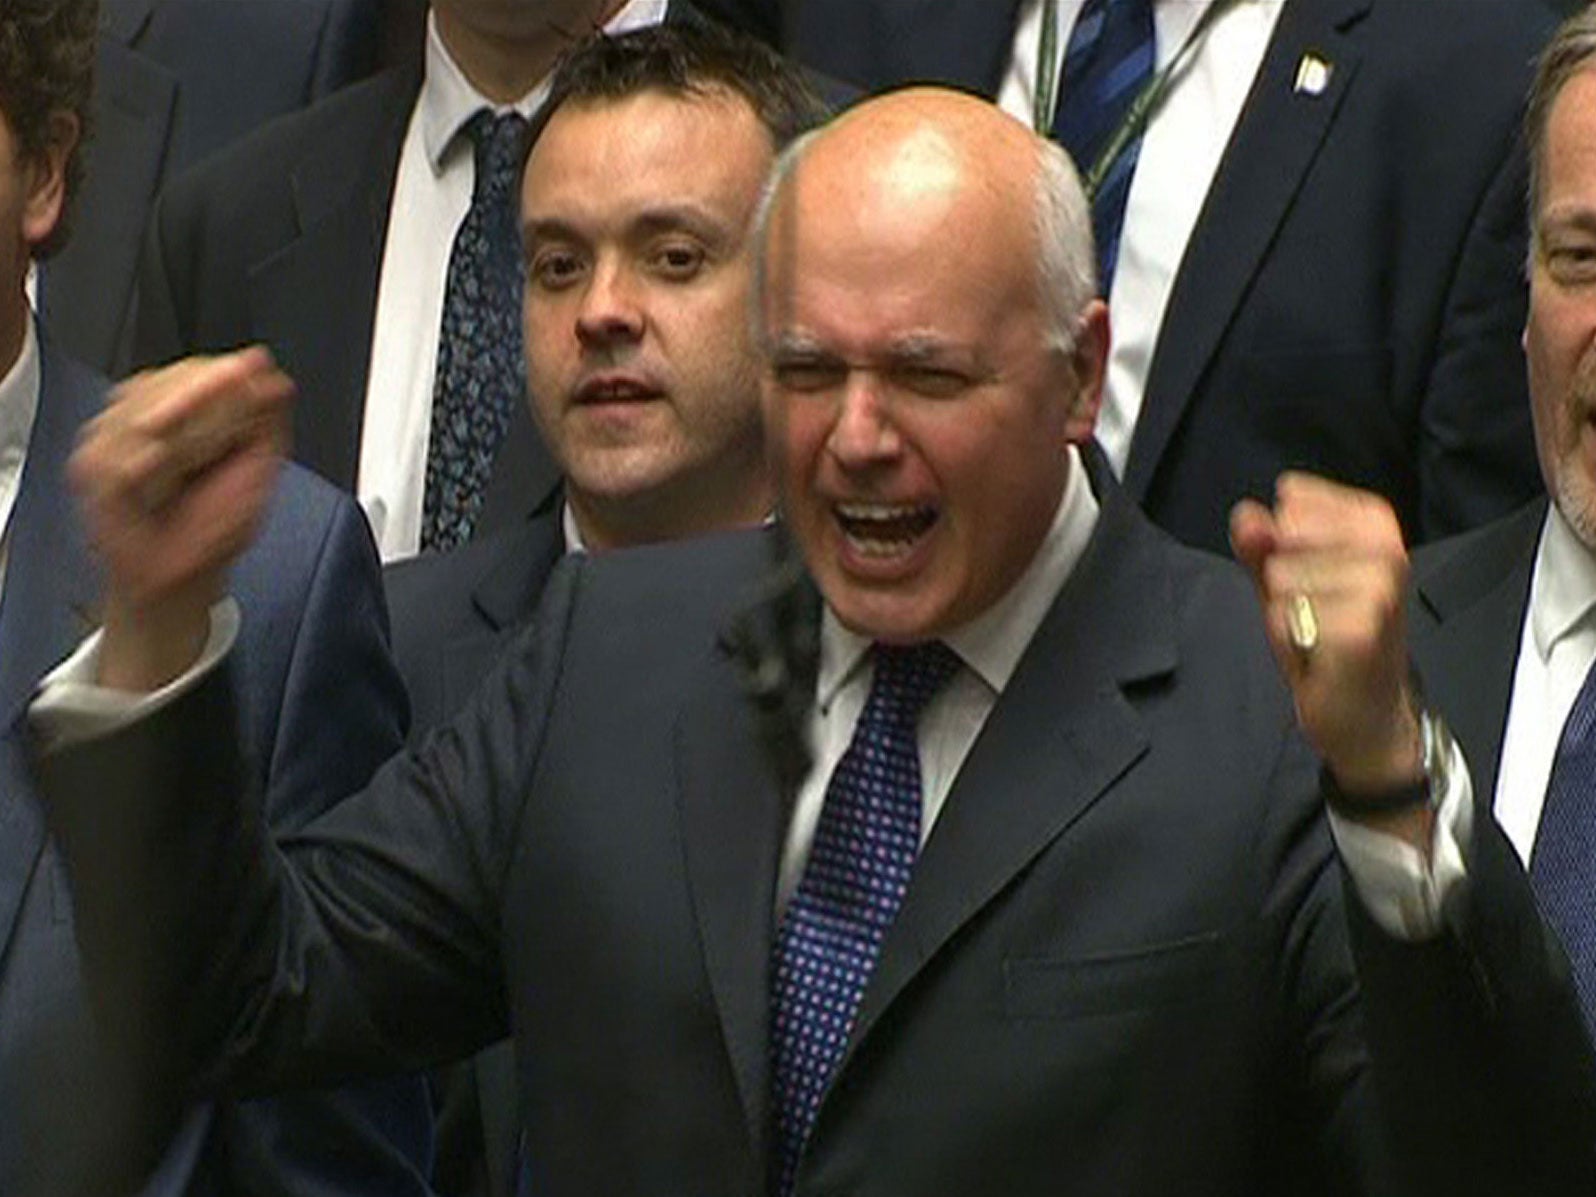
[562,500,585,554]
[1531,499,1596,660]
[0,314,41,484]
[420,0,671,170]
[817,444,1101,705]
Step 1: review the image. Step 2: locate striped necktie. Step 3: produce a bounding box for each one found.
[1050,0,1156,293]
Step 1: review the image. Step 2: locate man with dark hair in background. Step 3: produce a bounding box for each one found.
[129,0,790,565]
[0,2,439,1193]
[382,28,827,1193]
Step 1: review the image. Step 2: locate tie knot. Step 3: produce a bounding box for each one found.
[870,640,961,725]
[465,110,529,201]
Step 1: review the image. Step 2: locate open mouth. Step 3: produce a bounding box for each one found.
[834,501,939,557]
[575,377,663,405]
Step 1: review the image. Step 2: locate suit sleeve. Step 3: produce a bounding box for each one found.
[1346,810,1596,1195]
[32,551,586,1108]
[1417,127,1542,542]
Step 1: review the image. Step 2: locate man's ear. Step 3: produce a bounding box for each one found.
[1062,298,1109,445]
[20,111,79,253]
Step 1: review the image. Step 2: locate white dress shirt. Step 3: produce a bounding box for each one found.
[1494,503,1596,865]
[997,0,1284,473]
[0,313,41,590]
[359,0,668,562]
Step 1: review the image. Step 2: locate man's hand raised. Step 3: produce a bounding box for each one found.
[1230,473,1433,847]
[69,347,292,692]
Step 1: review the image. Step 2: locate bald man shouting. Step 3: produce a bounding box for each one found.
[29,86,1587,1196]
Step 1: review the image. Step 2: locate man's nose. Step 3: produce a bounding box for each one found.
[575,259,644,348]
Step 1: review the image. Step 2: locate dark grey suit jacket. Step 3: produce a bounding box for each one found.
[0,338,438,1196]
[760,0,1572,551]
[34,465,1591,1195]
[386,507,563,746]
[38,0,380,375]
[1398,502,1596,1185]
[383,508,562,1197]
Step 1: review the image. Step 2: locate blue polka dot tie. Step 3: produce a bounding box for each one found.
[422,109,529,552]
[1531,657,1596,1039]
[1050,0,1156,293]
[769,640,962,1196]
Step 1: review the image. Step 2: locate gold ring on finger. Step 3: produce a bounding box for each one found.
[1286,592,1319,655]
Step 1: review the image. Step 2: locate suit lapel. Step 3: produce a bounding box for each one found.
[250,70,417,490]
[1123,0,1371,497]
[675,563,820,1154]
[852,478,1172,1055]
[475,407,563,539]
[101,0,154,44]
[0,343,102,959]
[469,509,564,633]
[437,513,564,714]
[1412,503,1544,806]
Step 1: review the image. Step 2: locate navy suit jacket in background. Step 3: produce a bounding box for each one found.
[37,0,381,375]
[0,337,437,1196]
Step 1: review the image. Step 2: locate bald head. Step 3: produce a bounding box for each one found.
[753,88,1096,351]
[802,87,1040,227]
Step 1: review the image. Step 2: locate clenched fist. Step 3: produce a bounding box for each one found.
[70,346,293,690]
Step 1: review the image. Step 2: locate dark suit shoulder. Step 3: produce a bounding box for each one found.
[567,526,778,630]
[156,64,416,215]
[385,514,563,740]
[538,527,787,704]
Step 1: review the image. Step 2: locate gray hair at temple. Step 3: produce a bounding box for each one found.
[1526,4,1596,248]
[749,120,1098,355]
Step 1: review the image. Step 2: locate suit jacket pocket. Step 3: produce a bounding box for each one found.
[1003,931,1224,1021]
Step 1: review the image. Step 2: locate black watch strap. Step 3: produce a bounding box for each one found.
[1321,707,1452,818]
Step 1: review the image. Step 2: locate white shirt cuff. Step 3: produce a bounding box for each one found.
[1329,737,1474,941]
[29,598,241,750]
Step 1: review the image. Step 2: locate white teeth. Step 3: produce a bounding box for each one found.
[833,501,937,557]
[835,502,928,520]
[850,535,912,558]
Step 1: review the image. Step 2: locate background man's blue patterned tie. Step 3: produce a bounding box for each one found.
[769,640,962,1197]
[1050,0,1156,293]
[422,109,529,552]
[1531,655,1596,1038]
